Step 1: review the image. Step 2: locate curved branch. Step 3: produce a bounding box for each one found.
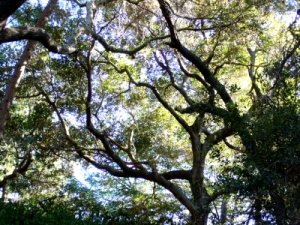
[112,66,193,134]
[0,27,76,54]
[247,48,262,98]
[92,32,169,55]
[157,0,233,105]
[224,138,244,153]
[175,102,229,118]
[81,53,195,212]
[77,147,195,212]
[154,52,194,105]
[205,127,235,146]
[0,152,32,188]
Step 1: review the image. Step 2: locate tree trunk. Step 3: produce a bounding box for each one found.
[220,198,228,224]
[191,211,209,225]
[0,0,58,138]
[253,198,263,225]
[190,134,210,225]
[270,192,287,225]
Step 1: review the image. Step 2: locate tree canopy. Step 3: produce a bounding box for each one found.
[0,0,300,224]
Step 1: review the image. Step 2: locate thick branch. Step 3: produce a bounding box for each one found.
[78,148,195,212]
[175,44,233,104]
[247,48,262,98]
[157,0,233,105]
[0,152,32,188]
[161,169,192,181]
[84,50,143,174]
[224,138,244,152]
[175,102,229,118]
[0,27,76,54]
[82,53,195,212]
[205,127,235,146]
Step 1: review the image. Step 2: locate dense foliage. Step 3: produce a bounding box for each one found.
[0,0,300,224]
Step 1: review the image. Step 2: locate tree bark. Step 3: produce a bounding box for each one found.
[270,192,287,225]
[220,198,228,224]
[191,211,209,225]
[189,133,210,225]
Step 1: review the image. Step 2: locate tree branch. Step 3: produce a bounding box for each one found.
[110,65,193,134]
[247,48,262,98]
[0,27,76,54]
[154,51,194,105]
[175,102,229,118]
[0,151,32,188]
[81,50,196,213]
[161,169,191,181]
[205,127,235,146]
[223,138,244,152]
[0,0,61,138]
[92,32,169,56]
[157,0,233,105]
